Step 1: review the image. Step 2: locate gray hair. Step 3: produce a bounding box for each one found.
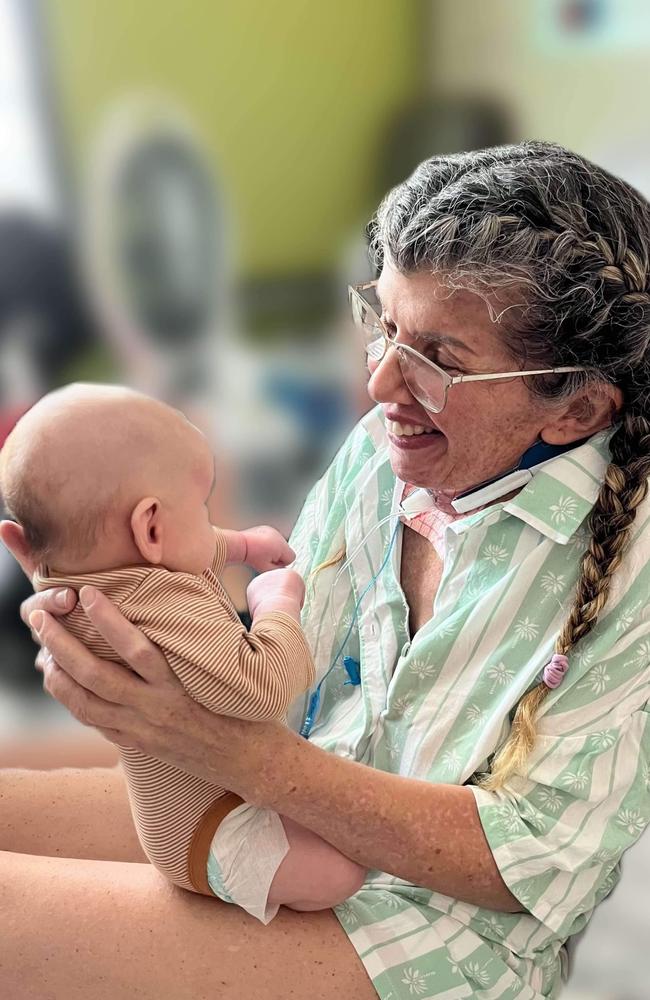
[368,140,650,414]
[368,141,650,790]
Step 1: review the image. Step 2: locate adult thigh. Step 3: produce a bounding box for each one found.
[0,728,120,769]
[0,851,378,1000]
[0,765,147,862]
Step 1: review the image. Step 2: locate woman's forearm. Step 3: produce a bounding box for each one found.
[21,593,521,913]
[223,724,523,913]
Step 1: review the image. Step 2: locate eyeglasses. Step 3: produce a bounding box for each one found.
[349,281,585,414]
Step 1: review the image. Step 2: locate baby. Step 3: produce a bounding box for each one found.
[0,383,365,922]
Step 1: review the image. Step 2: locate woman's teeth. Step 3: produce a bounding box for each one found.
[388,420,438,437]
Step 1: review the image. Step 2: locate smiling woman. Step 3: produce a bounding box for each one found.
[1,141,649,1000]
[354,266,618,508]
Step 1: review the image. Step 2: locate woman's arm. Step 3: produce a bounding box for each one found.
[26,587,522,914]
[238,728,523,913]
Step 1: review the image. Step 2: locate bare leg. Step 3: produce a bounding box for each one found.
[0,765,147,862]
[0,851,377,1000]
[0,728,120,769]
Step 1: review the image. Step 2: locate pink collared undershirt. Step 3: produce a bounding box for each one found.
[399,483,467,559]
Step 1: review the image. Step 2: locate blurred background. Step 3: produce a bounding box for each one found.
[0,1,648,995]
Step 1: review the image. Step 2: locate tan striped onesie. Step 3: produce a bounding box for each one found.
[33,529,315,894]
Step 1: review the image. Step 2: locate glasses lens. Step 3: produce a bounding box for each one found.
[349,286,386,365]
[396,349,447,413]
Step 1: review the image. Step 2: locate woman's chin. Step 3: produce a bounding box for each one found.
[388,435,448,485]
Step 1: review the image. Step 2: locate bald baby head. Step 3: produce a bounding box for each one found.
[0,383,212,570]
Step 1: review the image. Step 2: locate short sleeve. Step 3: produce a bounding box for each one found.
[469,704,650,939]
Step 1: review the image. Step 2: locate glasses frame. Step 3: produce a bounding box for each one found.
[349,280,586,414]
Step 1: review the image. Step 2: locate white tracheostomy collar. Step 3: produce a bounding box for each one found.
[398,453,571,521]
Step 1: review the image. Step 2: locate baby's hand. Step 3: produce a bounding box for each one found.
[246,568,305,622]
[242,525,295,573]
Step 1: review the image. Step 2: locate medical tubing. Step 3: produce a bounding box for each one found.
[300,519,400,738]
[329,510,398,632]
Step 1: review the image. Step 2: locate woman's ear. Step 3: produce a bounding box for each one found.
[0,520,38,577]
[541,383,624,445]
[130,497,165,564]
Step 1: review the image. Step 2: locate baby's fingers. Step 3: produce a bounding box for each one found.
[277,540,296,565]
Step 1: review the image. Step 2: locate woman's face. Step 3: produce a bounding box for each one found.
[369,264,557,497]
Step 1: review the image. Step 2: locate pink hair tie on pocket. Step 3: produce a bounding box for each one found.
[543,654,569,689]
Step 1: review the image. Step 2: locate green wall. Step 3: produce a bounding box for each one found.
[45,1,422,277]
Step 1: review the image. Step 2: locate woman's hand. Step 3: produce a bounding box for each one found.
[0,519,294,804]
[25,586,281,800]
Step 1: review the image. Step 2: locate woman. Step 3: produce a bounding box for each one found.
[2,141,649,999]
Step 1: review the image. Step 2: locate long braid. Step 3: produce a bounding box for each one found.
[368,141,650,790]
[480,410,650,790]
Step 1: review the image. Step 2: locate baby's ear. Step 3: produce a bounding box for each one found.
[130,497,164,565]
[0,520,38,577]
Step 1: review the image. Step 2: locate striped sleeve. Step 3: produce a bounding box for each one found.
[122,574,315,722]
[211,527,229,575]
[470,702,650,939]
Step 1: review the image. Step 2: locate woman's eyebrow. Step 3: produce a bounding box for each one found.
[380,303,478,355]
[376,289,478,355]
[418,332,478,355]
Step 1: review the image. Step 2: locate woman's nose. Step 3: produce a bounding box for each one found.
[367,347,414,405]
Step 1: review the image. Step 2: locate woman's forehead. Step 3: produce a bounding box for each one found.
[376,266,509,356]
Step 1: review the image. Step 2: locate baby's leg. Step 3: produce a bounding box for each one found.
[0,720,226,885]
[118,749,235,891]
[205,804,366,922]
[268,816,366,911]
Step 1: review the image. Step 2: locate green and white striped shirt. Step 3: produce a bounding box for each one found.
[288,406,650,1000]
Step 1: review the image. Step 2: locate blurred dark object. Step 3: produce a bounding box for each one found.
[378,94,513,194]
[0,211,93,404]
[0,209,95,688]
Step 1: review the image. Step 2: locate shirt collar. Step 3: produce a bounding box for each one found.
[501,428,613,544]
[444,429,613,545]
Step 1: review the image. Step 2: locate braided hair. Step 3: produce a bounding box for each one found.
[368,141,650,790]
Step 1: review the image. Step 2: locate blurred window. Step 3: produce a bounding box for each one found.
[0,0,58,218]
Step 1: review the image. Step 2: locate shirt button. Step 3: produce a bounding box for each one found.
[370,622,379,637]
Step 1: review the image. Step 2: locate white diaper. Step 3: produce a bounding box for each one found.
[206,802,289,924]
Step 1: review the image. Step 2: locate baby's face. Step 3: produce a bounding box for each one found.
[160,425,219,575]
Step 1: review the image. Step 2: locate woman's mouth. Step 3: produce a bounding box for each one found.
[386,419,444,450]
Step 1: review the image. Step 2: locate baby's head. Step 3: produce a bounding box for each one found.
[0,383,217,576]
